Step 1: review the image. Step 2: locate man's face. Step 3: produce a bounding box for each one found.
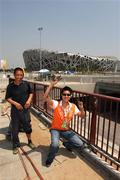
[14,70,24,81]
[62,90,71,103]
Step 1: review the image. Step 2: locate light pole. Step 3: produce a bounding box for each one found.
[38,27,43,70]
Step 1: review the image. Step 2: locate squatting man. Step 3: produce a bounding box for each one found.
[43,75,86,167]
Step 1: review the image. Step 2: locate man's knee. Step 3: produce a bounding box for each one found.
[74,137,83,147]
[51,141,59,147]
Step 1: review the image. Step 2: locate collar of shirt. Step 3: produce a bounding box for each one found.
[59,100,72,112]
[13,80,24,86]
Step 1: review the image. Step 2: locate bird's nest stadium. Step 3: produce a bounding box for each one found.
[23,49,120,72]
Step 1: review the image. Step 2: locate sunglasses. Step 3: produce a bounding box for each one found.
[62,93,71,96]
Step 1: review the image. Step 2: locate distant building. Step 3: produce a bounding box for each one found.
[23,49,119,72]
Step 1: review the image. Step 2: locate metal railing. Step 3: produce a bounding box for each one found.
[9,78,120,171]
[29,81,120,171]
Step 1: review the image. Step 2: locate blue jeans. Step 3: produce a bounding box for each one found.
[47,129,83,162]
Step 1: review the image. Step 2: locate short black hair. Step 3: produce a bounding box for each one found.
[61,86,73,95]
[58,86,73,101]
[14,67,24,75]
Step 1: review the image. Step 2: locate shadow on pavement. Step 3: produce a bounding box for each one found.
[0,139,12,151]
[0,127,8,135]
[23,144,77,166]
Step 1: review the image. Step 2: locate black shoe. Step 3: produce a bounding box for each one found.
[28,142,35,149]
[13,147,19,154]
[45,159,53,167]
[79,143,88,153]
[63,142,72,152]
[17,143,21,147]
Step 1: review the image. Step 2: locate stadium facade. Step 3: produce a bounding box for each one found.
[23,49,120,72]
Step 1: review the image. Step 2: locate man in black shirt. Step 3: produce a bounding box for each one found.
[5,67,35,154]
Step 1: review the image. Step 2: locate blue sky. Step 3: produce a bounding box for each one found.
[0,0,120,68]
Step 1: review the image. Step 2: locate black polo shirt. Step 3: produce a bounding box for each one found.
[5,80,33,107]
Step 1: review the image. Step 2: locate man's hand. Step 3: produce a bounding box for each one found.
[51,75,62,86]
[77,101,85,118]
[78,101,84,111]
[24,101,31,109]
[43,75,62,104]
[15,103,23,110]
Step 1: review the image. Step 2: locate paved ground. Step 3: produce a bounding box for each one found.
[0,78,118,180]
[0,109,105,180]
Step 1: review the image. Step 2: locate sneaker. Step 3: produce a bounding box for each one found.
[63,142,72,152]
[13,148,18,154]
[28,142,35,149]
[79,143,88,153]
[17,143,21,147]
[45,159,53,167]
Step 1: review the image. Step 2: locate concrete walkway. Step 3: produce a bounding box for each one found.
[0,87,116,180]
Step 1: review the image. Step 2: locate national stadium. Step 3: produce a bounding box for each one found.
[23,49,120,72]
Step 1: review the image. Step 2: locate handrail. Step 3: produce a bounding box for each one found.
[9,78,120,171]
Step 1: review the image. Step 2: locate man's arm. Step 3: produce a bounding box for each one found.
[27,93,33,103]
[5,85,22,110]
[24,82,34,109]
[43,75,61,106]
[43,83,55,107]
[24,93,33,109]
[7,98,23,110]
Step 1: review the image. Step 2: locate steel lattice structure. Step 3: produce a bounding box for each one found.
[23,49,119,72]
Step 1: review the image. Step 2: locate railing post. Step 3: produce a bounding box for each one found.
[43,85,47,112]
[90,97,97,145]
[33,83,36,108]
